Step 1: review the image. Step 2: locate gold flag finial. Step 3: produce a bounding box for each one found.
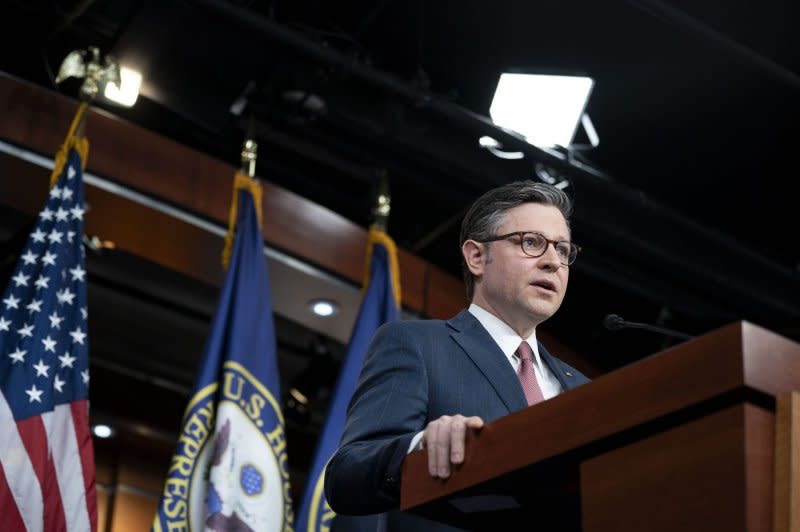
[241,116,258,177]
[241,139,258,178]
[56,46,121,104]
[49,46,120,179]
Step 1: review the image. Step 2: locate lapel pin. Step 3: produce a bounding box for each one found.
[565,371,573,377]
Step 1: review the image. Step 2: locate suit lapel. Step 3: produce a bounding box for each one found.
[447,310,528,413]
[538,342,572,390]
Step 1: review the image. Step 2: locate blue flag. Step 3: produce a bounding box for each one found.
[0,127,97,531]
[153,175,293,532]
[296,227,401,532]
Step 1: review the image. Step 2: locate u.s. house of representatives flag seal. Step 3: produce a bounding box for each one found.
[153,176,293,532]
[164,361,291,532]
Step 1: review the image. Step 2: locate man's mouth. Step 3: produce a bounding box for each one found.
[531,279,556,292]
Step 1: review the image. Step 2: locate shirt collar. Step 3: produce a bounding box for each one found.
[468,303,540,363]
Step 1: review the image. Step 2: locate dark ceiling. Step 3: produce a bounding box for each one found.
[2,1,799,391]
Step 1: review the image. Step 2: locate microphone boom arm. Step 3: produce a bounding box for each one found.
[623,321,693,341]
[603,313,694,341]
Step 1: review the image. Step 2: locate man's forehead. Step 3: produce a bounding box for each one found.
[499,203,569,232]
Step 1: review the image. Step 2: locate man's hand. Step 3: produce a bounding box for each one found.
[422,414,484,479]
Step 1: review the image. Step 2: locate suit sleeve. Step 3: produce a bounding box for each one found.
[325,321,429,515]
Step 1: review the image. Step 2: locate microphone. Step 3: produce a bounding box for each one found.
[603,314,694,341]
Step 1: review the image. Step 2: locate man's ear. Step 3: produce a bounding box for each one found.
[462,240,487,276]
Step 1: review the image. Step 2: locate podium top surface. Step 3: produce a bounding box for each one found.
[401,320,800,510]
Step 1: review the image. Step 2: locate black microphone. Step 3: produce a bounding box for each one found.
[603,314,694,341]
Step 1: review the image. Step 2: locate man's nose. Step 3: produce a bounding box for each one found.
[537,243,562,270]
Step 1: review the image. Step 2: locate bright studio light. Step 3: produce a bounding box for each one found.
[489,73,594,148]
[104,66,142,107]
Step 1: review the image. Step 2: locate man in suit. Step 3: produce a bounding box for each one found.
[325,180,590,530]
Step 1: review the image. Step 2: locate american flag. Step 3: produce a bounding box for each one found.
[0,147,97,531]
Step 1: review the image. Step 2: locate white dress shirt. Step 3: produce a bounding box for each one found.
[467,303,562,399]
[407,304,562,452]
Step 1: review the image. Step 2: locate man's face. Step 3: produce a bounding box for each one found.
[466,203,571,335]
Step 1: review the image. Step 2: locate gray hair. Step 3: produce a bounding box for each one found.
[459,180,573,300]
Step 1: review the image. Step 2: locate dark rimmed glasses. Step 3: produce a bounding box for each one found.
[478,231,581,266]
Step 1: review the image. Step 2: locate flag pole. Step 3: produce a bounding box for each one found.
[362,173,401,305]
[222,118,263,268]
[241,115,258,179]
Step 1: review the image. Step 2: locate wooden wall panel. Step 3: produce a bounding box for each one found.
[0,72,470,319]
[425,264,466,319]
[109,454,166,532]
[110,490,159,532]
[94,447,116,532]
[96,487,111,532]
[397,250,426,313]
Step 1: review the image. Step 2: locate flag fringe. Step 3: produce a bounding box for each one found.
[222,172,263,269]
[49,103,90,188]
[364,226,402,308]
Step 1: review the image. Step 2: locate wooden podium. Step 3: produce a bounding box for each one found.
[400,321,800,531]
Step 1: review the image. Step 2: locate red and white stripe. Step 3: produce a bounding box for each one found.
[0,396,97,532]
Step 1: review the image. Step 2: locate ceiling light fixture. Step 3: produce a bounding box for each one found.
[104,66,142,107]
[488,73,595,149]
[309,299,339,317]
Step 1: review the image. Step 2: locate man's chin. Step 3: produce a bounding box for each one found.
[525,301,561,323]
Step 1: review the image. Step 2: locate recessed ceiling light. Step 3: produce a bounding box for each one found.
[92,424,114,439]
[309,299,338,317]
[489,73,594,148]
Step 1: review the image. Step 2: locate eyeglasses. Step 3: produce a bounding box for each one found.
[478,231,581,265]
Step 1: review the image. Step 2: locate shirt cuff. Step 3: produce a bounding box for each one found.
[407,431,425,454]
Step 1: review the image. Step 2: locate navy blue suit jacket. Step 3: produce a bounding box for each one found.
[325,309,590,531]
